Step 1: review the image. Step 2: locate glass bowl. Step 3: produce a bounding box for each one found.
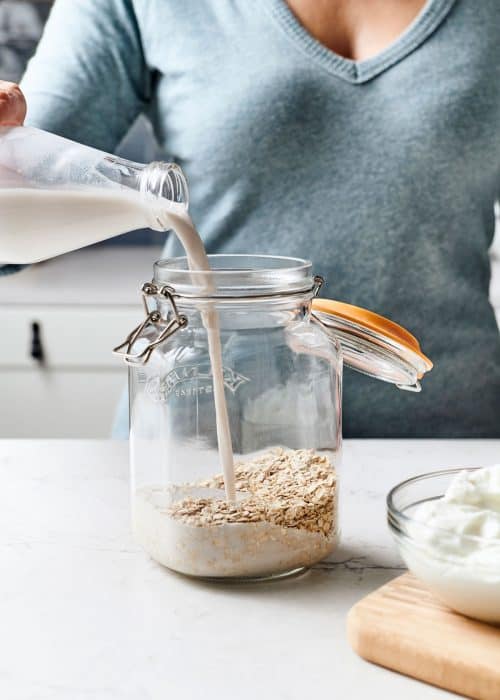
[387,468,500,624]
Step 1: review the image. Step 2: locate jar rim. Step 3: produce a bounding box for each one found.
[153,254,314,298]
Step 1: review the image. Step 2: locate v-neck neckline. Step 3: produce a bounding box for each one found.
[262,0,457,84]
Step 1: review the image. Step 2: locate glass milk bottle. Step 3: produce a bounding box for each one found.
[114,254,432,581]
[0,126,188,264]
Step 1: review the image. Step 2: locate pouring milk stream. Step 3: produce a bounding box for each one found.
[0,127,236,500]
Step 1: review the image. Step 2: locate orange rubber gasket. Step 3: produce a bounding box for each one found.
[312,298,433,371]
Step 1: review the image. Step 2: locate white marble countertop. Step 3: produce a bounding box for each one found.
[1,439,499,700]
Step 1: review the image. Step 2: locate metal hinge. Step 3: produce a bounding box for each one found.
[113,282,188,365]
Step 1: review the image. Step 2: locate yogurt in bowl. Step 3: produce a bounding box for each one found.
[387,465,500,624]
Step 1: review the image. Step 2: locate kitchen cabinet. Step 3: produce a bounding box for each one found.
[0,245,161,437]
[0,226,499,439]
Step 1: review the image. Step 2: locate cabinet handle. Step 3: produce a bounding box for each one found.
[30,322,44,363]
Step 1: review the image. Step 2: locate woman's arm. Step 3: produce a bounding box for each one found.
[0,82,26,274]
[1,1,150,144]
[0,0,151,275]
[20,0,151,152]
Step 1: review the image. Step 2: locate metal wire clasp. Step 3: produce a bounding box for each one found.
[312,275,324,297]
[113,282,188,365]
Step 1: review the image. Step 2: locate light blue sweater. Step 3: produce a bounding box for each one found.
[16,0,500,436]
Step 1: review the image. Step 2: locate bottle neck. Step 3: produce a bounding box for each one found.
[140,162,190,231]
[96,156,189,231]
[140,162,189,209]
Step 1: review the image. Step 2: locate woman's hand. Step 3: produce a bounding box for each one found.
[0,81,26,126]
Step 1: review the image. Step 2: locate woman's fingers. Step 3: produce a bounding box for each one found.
[0,81,27,126]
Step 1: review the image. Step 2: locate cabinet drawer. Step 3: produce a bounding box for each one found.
[0,306,140,368]
[0,369,126,437]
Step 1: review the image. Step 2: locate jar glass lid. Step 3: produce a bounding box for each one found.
[311,299,433,392]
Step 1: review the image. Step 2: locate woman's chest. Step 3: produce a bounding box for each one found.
[139,0,500,195]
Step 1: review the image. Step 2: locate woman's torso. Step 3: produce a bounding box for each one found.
[23,0,500,436]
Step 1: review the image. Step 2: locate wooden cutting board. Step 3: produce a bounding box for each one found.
[347,573,500,700]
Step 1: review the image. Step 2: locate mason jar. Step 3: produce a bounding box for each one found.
[114,254,431,580]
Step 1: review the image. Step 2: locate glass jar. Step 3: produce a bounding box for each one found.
[115,254,432,580]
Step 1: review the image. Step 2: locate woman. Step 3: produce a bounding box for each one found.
[1,0,499,437]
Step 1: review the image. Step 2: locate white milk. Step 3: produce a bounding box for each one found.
[163,206,236,501]
[0,186,236,499]
[0,188,149,264]
[134,485,337,578]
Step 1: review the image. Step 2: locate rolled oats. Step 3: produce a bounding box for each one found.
[169,448,337,537]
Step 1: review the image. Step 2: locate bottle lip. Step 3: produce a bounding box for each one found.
[140,162,189,227]
[153,254,314,298]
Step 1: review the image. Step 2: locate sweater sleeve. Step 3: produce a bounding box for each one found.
[20,0,151,152]
[0,0,150,276]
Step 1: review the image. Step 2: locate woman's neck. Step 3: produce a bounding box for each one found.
[285,0,428,61]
